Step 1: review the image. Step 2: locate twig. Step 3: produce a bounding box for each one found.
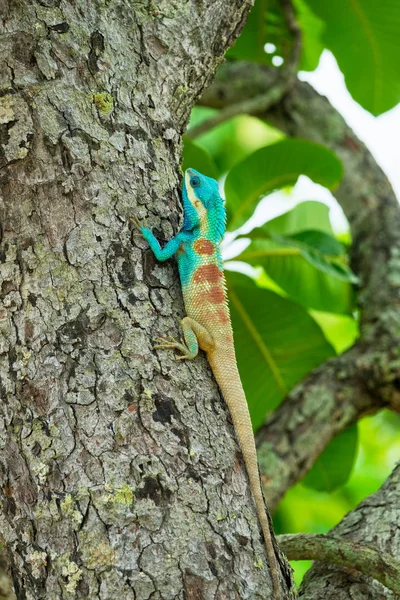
[187,0,301,139]
[278,533,400,594]
[186,85,285,138]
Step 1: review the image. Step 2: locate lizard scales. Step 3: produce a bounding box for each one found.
[139,168,281,599]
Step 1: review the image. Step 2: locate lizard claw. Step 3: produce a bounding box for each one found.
[153,334,194,360]
[154,336,175,346]
[130,216,141,230]
[153,336,178,350]
[130,215,148,231]
[153,343,170,350]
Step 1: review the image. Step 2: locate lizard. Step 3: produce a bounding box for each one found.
[135,168,281,599]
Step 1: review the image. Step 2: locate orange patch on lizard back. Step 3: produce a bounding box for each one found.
[193,264,223,284]
[193,238,214,256]
[206,286,225,304]
[215,309,230,324]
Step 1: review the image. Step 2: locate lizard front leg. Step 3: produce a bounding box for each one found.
[154,317,214,360]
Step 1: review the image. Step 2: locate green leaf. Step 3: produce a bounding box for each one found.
[302,425,359,492]
[296,250,357,283]
[226,272,335,430]
[236,202,355,312]
[225,139,343,231]
[310,311,359,354]
[226,0,324,73]
[182,136,218,179]
[260,201,334,236]
[293,0,325,71]
[283,230,343,256]
[297,251,357,283]
[303,0,400,115]
[247,229,344,257]
[188,112,284,175]
[270,232,358,283]
[228,0,310,69]
[238,239,354,313]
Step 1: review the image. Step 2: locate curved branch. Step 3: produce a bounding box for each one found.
[199,61,400,506]
[298,463,400,599]
[278,533,400,595]
[186,85,287,139]
[256,345,381,510]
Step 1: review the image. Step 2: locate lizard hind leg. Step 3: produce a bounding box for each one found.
[153,317,214,360]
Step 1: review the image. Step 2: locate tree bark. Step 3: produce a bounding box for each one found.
[0,4,296,599]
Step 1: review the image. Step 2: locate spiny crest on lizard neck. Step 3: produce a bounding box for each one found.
[182,169,226,242]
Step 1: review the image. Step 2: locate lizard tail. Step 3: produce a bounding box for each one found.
[208,350,281,600]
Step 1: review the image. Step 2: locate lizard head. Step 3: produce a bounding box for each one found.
[182,169,225,236]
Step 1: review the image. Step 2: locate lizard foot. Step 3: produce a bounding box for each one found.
[153,336,196,360]
[130,215,148,232]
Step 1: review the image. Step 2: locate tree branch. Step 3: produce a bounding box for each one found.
[278,533,400,595]
[256,345,382,510]
[186,84,287,139]
[299,463,400,599]
[199,61,400,506]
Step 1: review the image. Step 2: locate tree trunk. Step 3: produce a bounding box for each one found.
[0,1,295,598]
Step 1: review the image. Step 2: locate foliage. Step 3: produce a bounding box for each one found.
[225,138,343,230]
[274,410,400,585]
[303,0,400,115]
[226,0,270,64]
[238,201,356,314]
[227,0,400,114]
[186,111,283,175]
[302,424,358,492]
[182,137,218,179]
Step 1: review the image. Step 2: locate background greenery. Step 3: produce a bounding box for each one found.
[183,0,400,584]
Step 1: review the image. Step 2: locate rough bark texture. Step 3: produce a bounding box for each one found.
[0,6,296,600]
[0,545,16,600]
[299,464,400,600]
[199,62,400,509]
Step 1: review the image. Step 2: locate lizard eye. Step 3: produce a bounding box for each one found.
[190,176,200,188]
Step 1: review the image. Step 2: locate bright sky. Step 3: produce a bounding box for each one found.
[301,51,400,201]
